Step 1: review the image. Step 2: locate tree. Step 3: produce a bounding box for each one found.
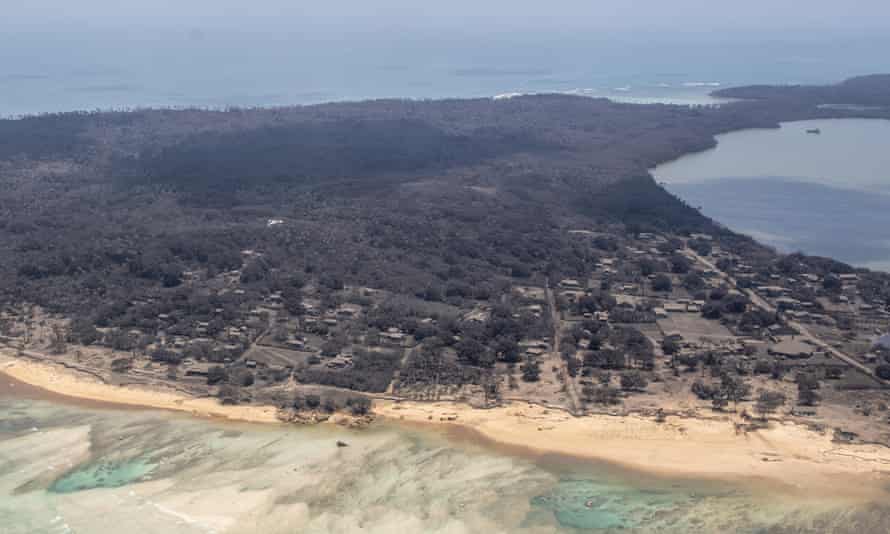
[207,365,228,385]
[582,384,621,405]
[711,390,730,411]
[797,384,821,406]
[482,370,500,406]
[305,394,321,408]
[218,384,240,405]
[347,396,372,415]
[701,302,723,320]
[639,259,658,277]
[69,317,100,345]
[669,253,691,274]
[521,357,541,382]
[876,364,890,380]
[50,324,68,354]
[721,374,751,409]
[723,295,749,314]
[493,337,521,363]
[652,274,672,292]
[691,380,717,400]
[683,273,705,292]
[661,337,680,356]
[689,238,712,257]
[456,338,492,367]
[755,390,786,420]
[822,275,842,292]
[620,371,648,391]
[110,357,133,374]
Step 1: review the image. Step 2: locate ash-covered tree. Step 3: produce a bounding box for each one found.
[620,370,648,392]
[520,356,541,382]
[755,390,786,420]
[652,274,672,293]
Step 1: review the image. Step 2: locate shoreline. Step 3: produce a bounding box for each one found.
[0,353,282,424]
[4,353,890,497]
[373,400,890,498]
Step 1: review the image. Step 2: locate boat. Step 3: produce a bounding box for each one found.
[806,128,821,135]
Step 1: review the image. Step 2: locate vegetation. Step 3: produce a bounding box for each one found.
[2,75,889,424]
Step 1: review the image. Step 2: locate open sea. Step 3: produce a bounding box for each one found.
[3,376,890,534]
[2,28,890,116]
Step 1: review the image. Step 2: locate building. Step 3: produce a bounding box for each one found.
[769,337,816,359]
[664,302,687,314]
[758,286,787,298]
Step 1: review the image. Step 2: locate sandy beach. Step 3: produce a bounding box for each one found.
[0,352,281,424]
[375,400,890,497]
[4,351,890,496]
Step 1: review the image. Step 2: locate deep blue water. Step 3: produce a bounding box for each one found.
[2,28,890,116]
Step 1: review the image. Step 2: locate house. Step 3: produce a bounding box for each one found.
[690,233,713,241]
[184,362,213,378]
[664,302,687,314]
[285,337,305,350]
[775,297,801,310]
[336,304,362,318]
[381,328,406,344]
[758,286,787,298]
[769,337,815,359]
[523,304,544,315]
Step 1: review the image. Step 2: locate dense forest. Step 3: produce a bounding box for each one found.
[714,74,890,109]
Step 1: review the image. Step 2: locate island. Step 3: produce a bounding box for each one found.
[3,74,890,489]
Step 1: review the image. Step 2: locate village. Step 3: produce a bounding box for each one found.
[3,226,890,440]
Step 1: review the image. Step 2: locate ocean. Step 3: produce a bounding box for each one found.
[3,379,890,534]
[2,28,890,117]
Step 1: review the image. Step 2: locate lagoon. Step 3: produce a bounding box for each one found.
[652,119,890,271]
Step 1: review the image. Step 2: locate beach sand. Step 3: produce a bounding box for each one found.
[0,352,281,424]
[375,400,890,497]
[4,351,890,496]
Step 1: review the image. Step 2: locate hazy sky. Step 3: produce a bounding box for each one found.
[7,0,890,32]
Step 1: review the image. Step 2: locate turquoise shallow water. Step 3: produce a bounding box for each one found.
[2,385,890,533]
[49,457,157,493]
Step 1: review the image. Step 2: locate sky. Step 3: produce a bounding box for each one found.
[6,0,890,33]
